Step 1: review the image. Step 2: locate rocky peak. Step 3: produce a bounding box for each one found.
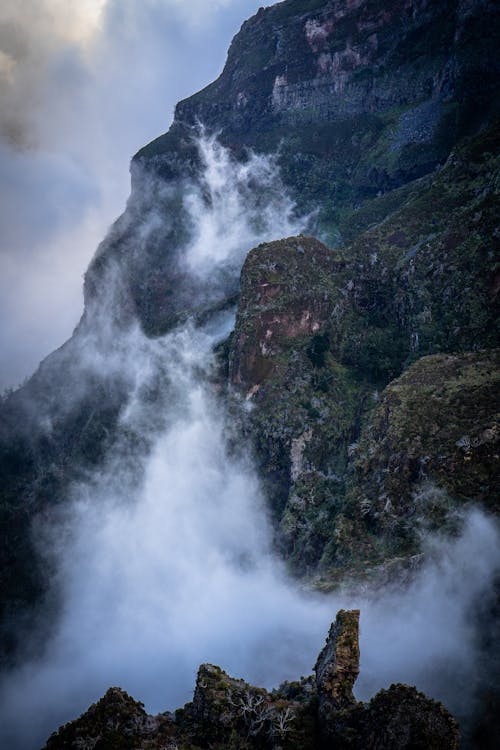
[314,608,360,712]
[43,610,459,749]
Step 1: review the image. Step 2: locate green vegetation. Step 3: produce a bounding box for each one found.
[44,611,458,749]
[226,121,500,584]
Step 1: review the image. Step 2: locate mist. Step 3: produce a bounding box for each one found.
[0,133,499,750]
[0,0,274,389]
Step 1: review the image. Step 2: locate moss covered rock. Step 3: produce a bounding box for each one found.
[226,122,499,583]
[350,350,499,544]
[44,687,177,750]
[345,684,460,750]
[43,611,458,750]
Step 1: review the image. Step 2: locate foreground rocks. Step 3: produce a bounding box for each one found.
[43,610,458,750]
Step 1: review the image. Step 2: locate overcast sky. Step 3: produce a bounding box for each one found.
[0,0,273,390]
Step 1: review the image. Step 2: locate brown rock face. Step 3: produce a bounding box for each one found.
[315,608,360,711]
[229,235,344,392]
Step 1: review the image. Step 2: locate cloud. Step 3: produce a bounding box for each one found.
[3,5,496,749]
[0,0,273,389]
[1,376,498,748]
[0,134,498,750]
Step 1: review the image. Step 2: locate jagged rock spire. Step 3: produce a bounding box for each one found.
[314,609,360,714]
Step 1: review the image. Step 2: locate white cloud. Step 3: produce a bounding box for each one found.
[0,0,273,389]
[0,134,498,749]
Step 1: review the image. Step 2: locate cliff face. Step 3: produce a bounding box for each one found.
[81,0,500,341]
[136,0,499,232]
[0,0,498,717]
[227,122,499,580]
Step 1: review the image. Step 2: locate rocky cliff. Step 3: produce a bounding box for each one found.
[83,0,500,338]
[42,610,459,750]
[0,0,499,745]
[136,0,499,235]
[225,121,499,581]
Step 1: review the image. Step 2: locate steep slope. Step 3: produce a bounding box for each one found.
[84,0,500,341]
[227,122,499,579]
[136,0,500,239]
[0,0,498,684]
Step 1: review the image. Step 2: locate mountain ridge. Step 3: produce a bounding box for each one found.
[0,0,499,746]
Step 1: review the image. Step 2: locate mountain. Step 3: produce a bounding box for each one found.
[227,125,499,582]
[0,0,499,747]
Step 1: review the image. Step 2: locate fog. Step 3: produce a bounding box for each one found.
[0,133,499,749]
[0,0,274,389]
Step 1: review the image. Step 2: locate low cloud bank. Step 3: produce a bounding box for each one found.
[1,389,498,749]
[0,134,497,750]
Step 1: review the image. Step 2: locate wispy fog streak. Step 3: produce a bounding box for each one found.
[0,0,275,389]
[0,137,498,750]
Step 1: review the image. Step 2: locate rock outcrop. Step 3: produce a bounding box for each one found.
[43,610,459,750]
[315,609,360,714]
[349,350,500,546]
[229,236,344,390]
[226,121,500,581]
[348,684,461,750]
[0,4,498,732]
[43,687,178,750]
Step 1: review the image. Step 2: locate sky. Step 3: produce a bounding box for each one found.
[0,0,274,390]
